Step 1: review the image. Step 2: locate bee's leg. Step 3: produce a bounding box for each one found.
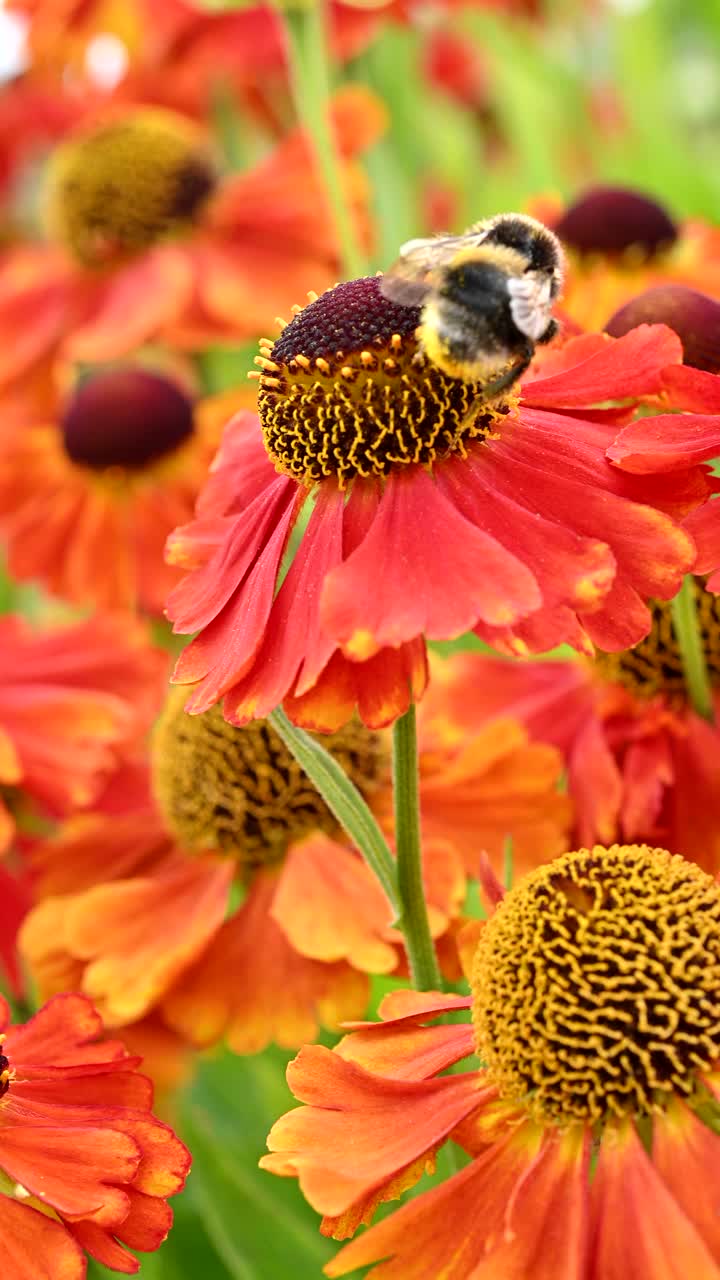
[537,317,559,345]
[482,347,533,398]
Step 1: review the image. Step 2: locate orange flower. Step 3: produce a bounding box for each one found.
[20,674,570,1053]
[424,577,720,874]
[0,991,189,1278]
[0,611,165,853]
[544,185,720,333]
[0,89,384,392]
[166,286,703,731]
[0,366,250,613]
[263,844,720,1279]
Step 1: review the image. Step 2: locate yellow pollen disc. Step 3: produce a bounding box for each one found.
[594,576,720,702]
[257,276,513,489]
[45,109,216,267]
[152,690,388,868]
[472,843,720,1125]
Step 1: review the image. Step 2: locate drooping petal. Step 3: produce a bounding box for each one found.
[0,1195,86,1280]
[589,1118,720,1280]
[0,1126,138,1225]
[608,414,720,473]
[162,870,369,1053]
[521,325,682,407]
[568,716,623,847]
[261,1045,486,1218]
[322,466,541,659]
[652,1099,720,1266]
[61,855,233,1025]
[271,835,398,974]
[323,1124,580,1280]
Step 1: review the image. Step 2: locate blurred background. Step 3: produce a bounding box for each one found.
[1,0,718,1275]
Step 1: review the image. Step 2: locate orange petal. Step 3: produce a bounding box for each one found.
[323,1123,548,1278]
[262,1045,486,1218]
[0,1195,85,1280]
[590,1117,720,1280]
[651,1098,720,1266]
[271,835,398,974]
[62,855,233,1025]
[162,870,369,1054]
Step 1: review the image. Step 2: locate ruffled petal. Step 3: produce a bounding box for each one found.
[162,870,369,1053]
[61,856,233,1025]
[522,325,682,407]
[322,466,541,659]
[261,1044,486,1217]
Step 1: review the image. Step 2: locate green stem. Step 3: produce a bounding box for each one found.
[671,576,715,723]
[269,708,399,913]
[392,706,443,991]
[275,0,366,279]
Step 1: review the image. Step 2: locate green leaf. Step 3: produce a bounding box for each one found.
[269,708,400,913]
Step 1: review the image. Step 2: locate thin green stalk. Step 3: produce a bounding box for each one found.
[269,708,399,913]
[671,576,715,722]
[274,0,366,279]
[392,706,443,991]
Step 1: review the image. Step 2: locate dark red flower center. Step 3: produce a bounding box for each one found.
[61,368,195,471]
[45,109,217,267]
[555,186,678,258]
[256,276,510,488]
[606,285,720,373]
[594,577,720,702]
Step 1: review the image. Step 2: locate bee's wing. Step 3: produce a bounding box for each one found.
[506,271,555,341]
[379,227,493,308]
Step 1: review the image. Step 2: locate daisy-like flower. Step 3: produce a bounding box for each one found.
[19,675,570,1054]
[544,185,720,332]
[263,843,720,1279]
[0,365,252,613]
[167,277,704,731]
[0,611,164,854]
[421,574,720,872]
[608,360,720,591]
[0,88,383,391]
[0,990,189,1278]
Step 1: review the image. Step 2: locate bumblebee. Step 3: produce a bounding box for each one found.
[379,212,565,394]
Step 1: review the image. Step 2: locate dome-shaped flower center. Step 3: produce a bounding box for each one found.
[605,285,720,373]
[256,276,511,488]
[45,109,216,267]
[61,368,195,470]
[152,691,387,867]
[554,187,678,259]
[594,577,720,702]
[472,843,720,1125]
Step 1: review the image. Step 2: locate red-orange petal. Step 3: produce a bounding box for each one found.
[0,1195,85,1280]
[590,1118,720,1280]
[322,467,541,658]
[262,1045,485,1218]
